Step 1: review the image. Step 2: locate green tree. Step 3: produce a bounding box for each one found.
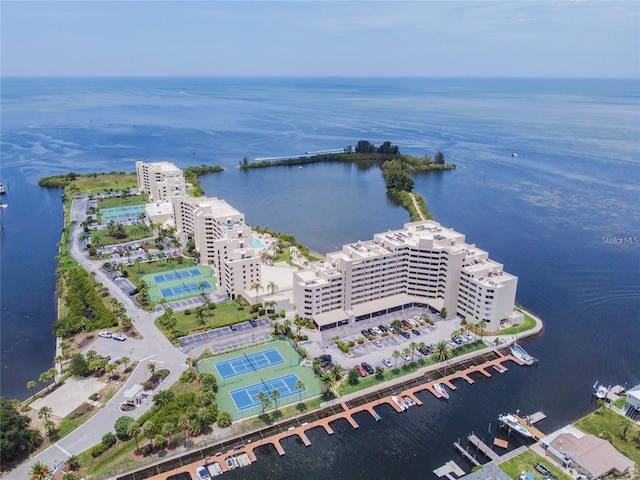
[392,350,401,368]
[319,372,336,396]
[251,282,263,304]
[347,368,360,385]
[256,391,272,415]
[409,341,417,363]
[114,415,135,440]
[128,422,141,452]
[27,380,37,397]
[162,423,176,447]
[142,420,156,447]
[375,366,384,379]
[153,389,175,408]
[270,388,281,411]
[440,307,448,319]
[29,461,51,480]
[120,356,131,372]
[295,380,306,404]
[217,411,232,428]
[434,151,445,165]
[65,454,81,472]
[0,397,42,464]
[69,353,89,377]
[431,340,453,363]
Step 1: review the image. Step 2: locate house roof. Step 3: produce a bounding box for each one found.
[549,432,635,478]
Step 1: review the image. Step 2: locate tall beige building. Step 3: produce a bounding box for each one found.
[170,196,260,300]
[293,220,522,332]
[136,161,188,202]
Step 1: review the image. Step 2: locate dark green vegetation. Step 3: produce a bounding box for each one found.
[53,267,118,337]
[575,407,640,465]
[0,397,43,465]
[183,165,224,197]
[252,226,322,264]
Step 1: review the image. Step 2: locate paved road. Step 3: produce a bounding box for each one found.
[6,196,189,480]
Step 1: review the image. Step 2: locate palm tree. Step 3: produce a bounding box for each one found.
[27,380,37,397]
[186,357,197,375]
[38,406,52,423]
[251,282,263,304]
[267,280,279,296]
[330,363,342,381]
[104,362,117,380]
[402,347,411,365]
[135,257,142,273]
[392,350,401,368]
[409,341,417,363]
[65,454,81,472]
[417,341,427,357]
[270,388,281,411]
[295,380,306,404]
[80,231,90,247]
[146,362,157,381]
[143,420,156,448]
[319,372,337,397]
[162,423,176,447]
[257,391,272,415]
[178,415,189,445]
[431,340,453,363]
[265,299,277,314]
[121,356,131,371]
[30,461,51,480]
[127,421,141,452]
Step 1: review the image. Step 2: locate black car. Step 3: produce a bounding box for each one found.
[315,354,332,363]
[399,331,410,339]
[361,362,374,375]
[411,329,421,336]
[418,346,430,355]
[378,324,388,333]
[360,329,370,338]
[128,288,139,296]
[248,319,257,327]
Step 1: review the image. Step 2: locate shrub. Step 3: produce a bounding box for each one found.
[89,393,99,401]
[357,337,365,344]
[101,432,116,447]
[90,443,107,458]
[347,340,355,348]
[140,444,153,456]
[336,341,349,353]
[184,309,191,315]
[179,370,196,383]
[217,411,232,428]
[114,416,135,440]
[154,434,167,450]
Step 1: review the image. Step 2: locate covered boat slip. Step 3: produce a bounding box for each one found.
[312,293,439,331]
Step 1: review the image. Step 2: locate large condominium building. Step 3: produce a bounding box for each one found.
[293,220,522,332]
[136,161,188,202]
[170,196,260,300]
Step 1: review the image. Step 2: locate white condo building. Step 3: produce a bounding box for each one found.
[136,161,189,202]
[170,196,261,300]
[293,220,522,332]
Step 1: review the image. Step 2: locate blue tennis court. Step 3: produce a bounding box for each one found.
[229,374,304,411]
[215,348,285,379]
[160,280,212,300]
[154,268,202,284]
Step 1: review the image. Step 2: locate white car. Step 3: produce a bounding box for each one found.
[382,358,393,368]
[98,331,112,339]
[112,332,127,341]
[374,340,382,348]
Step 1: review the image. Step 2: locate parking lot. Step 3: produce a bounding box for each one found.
[178,317,273,357]
[302,308,469,373]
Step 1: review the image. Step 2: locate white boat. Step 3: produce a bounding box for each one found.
[392,395,408,411]
[493,364,507,374]
[594,381,609,399]
[0,183,5,194]
[512,153,519,157]
[511,343,537,365]
[434,383,450,400]
[498,413,534,438]
[403,395,416,407]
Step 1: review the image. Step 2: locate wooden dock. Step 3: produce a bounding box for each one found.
[453,441,481,467]
[467,434,499,461]
[133,353,524,480]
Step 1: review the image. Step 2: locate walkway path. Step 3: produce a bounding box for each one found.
[6,195,189,480]
[408,192,427,221]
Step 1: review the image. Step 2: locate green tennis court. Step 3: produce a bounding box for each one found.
[197,341,320,420]
[142,265,216,302]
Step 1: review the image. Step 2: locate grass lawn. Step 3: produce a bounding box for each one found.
[158,301,255,338]
[91,225,153,247]
[71,172,138,194]
[97,193,149,209]
[575,407,640,465]
[497,313,536,336]
[500,450,572,480]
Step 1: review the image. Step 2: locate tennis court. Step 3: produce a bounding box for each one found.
[215,348,285,379]
[154,268,202,284]
[229,374,303,411]
[160,280,212,299]
[99,205,147,222]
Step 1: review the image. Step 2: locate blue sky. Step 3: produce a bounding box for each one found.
[2,1,638,78]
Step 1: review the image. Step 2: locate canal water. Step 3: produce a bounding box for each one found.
[1,77,638,479]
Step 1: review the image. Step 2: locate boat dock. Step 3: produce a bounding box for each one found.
[468,434,500,461]
[119,353,525,480]
[433,460,466,479]
[453,441,481,467]
[515,413,546,440]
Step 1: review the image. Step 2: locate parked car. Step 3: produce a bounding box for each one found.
[399,331,411,339]
[98,331,112,339]
[361,362,374,375]
[315,354,332,363]
[355,364,368,377]
[535,464,550,476]
[374,340,382,348]
[112,332,127,341]
[128,288,139,296]
[248,319,257,327]
[411,329,421,336]
[360,329,370,338]
[378,324,388,333]
[321,361,333,372]
[401,352,411,362]
[229,324,238,331]
[401,319,411,328]
[370,326,382,336]
[382,358,393,368]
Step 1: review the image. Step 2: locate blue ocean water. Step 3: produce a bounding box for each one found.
[1,77,638,479]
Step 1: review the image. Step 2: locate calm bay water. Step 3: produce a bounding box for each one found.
[1,77,638,478]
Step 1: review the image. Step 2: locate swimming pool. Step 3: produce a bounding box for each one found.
[252,236,264,248]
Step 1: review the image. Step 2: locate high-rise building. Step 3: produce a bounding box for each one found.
[293,220,522,332]
[136,161,188,202]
